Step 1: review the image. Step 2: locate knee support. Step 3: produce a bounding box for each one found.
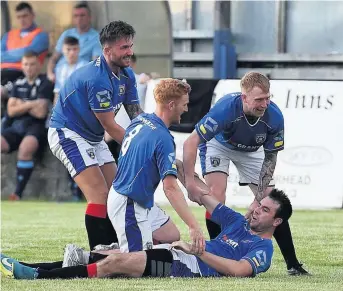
[143,249,173,277]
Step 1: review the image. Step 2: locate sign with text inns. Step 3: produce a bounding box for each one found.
[117,79,343,209]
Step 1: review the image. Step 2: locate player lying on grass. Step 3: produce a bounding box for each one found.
[1,162,292,279]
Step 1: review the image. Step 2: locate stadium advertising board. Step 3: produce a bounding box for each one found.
[116,79,343,209]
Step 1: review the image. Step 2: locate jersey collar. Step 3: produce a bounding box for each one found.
[100,55,122,81]
[151,113,170,130]
[21,23,37,33]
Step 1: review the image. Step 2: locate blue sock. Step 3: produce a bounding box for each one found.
[15,160,34,198]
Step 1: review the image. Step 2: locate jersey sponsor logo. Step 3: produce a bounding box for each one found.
[255,133,267,144]
[86,148,95,159]
[96,90,111,108]
[221,234,238,248]
[203,117,218,133]
[119,85,125,96]
[229,140,260,151]
[199,124,207,134]
[113,102,123,115]
[252,257,260,267]
[273,130,284,141]
[210,156,220,167]
[274,141,284,147]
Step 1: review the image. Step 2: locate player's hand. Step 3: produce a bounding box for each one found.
[245,199,260,221]
[186,183,208,205]
[171,241,193,254]
[189,226,205,255]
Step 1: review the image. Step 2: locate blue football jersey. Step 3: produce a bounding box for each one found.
[50,55,139,142]
[197,204,274,277]
[113,113,178,208]
[196,93,284,152]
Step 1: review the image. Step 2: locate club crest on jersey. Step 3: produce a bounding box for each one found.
[86,148,95,159]
[119,85,125,96]
[210,156,220,167]
[96,90,111,108]
[255,133,267,144]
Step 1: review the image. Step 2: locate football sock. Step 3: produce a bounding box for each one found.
[19,261,63,270]
[85,203,111,250]
[37,265,89,279]
[273,220,299,269]
[205,211,221,239]
[89,253,108,264]
[15,160,34,198]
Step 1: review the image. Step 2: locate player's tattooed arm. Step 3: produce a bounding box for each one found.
[124,104,144,120]
[255,151,278,202]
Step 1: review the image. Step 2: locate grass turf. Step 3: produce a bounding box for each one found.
[1,201,343,291]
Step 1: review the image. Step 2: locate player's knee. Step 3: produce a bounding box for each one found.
[97,254,118,276]
[18,137,39,160]
[17,147,37,160]
[166,223,180,242]
[85,187,108,204]
[1,136,9,153]
[153,220,180,244]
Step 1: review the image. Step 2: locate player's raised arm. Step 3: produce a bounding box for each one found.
[254,112,284,203]
[183,97,230,203]
[175,158,219,213]
[182,130,203,200]
[162,175,205,255]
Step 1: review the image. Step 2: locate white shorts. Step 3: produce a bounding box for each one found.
[107,187,170,253]
[154,244,201,277]
[48,127,115,177]
[199,138,275,186]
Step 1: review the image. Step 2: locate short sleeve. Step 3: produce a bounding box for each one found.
[10,82,18,97]
[55,31,67,53]
[211,203,246,231]
[195,96,233,143]
[54,81,60,94]
[37,79,54,102]
[124,69,139,105]
[155,137,177,180]
[87,79,113,113]
[53,65,62,93]
[242,241,273,277]
[264,116,284,152]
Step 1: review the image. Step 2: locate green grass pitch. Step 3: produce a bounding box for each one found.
[1,201,343,291]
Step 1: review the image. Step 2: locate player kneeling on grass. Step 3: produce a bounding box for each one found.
[1,169,293,279]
